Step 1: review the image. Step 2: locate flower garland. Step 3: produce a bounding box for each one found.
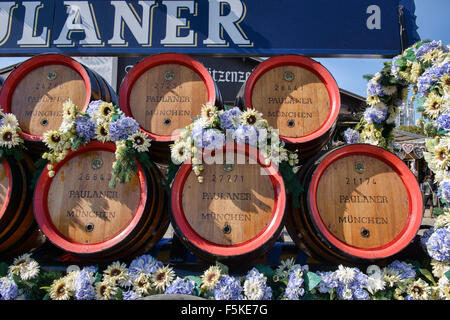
[41,100,152,187]
[1,208,449,301]
[345,40,450,205]
[166,103,303,203]
[0,110,25,161]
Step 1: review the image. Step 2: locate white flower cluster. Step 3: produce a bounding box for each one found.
[0,111,23,149]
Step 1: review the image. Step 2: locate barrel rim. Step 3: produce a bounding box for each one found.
[244,54,340,144]
[118,53,217,142]
[0,54,92,142]
[0,157,13,221]
[33,141,149,255]
[307,143,423,259]
[170,142,286,258]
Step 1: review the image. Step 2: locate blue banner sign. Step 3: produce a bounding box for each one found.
[0,0,420,57]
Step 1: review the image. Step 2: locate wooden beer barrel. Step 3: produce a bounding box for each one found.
[170,143,286,263]
[33,141,169,261]
[0,155,45,256]
[0,54,117,142]
[285,144,423,263]
[238,55,340,158]
[119,53,222,145]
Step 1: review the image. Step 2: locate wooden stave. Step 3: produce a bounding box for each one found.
[32,142,168,260]
[238,55,340,157]
[286,144,424,263]
[0,154,45,256]
[118,53,223,143]
[169,143,286,264]
[0,54,114,143]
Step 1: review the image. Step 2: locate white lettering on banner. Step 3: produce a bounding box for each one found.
[0,2,17,46]
[204,0,251,46]
[17,1,49,46]
[206,67,251,83]
[108,1,156,46]
[366,5,381,30]
[161,1,196,45]
[54,1,102,46]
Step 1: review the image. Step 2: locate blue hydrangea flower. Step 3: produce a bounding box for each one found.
[219,107,242,130]
[426,227,450,262]
[391,56,402,79]
[164,277,195,296]
[415,40,444,59]
[343,128,360,144]
[436,114,450,131]
[417,63,450,95]
[108,116,139,141]
[284,265,309,300]
[439,181,450,202]
[74,269,96,300]
[233,125,258,146]
[364,107,388,124]
[334,267,369,300]
[123,289,139,300]
[420,227,435,252]
[316,271,338,294]
[202,129,225,150]
[386,261,416,280]
[128,255,162,281]
[367,81,386,97]
[243,268,272,300]
[86,100,103,116]
[212,275,243,300]
[75,116,96,140]
[0,277,19,300]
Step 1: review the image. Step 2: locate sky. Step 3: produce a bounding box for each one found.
[0,0,449,99]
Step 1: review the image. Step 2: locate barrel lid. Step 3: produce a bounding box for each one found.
[308,144,423,260]
[244,55,340,144]
[119,53,216,142]
[33,141,149,255]
[0,54,92,142]
[170,142,286,258]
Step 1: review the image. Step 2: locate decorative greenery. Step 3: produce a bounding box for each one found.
[41,100,153,188]
[347,40,450,207]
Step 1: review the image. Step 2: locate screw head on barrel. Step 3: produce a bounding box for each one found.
[164,71,175,81]
[354,161,365,174]
[91,158,103,170]
[283,71,295,82]
[40,118,49,127]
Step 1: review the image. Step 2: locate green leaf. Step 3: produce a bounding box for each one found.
[419,268,436,285]
[255,264,274,279]
[445,270,450,282]
[305,271,322,292]
[394,58,407,68]
[43,293,50,300]
[215,261,229,275]
[0,262,8,277]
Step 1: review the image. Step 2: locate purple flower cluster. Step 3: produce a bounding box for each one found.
[0,277,19,300]
[343,128,360,144]
[122,290,139,300]
[284,265,308,300]
[417,62,450,95]
[391,56,402,79]
[212,275,243,300]
[436,114,450,131]
[219,107,242,130]
[108,116,139,141]
[367,81,386,97]
[386,261,416,280]
[86,100,103,116]
[128,254,163,282]
[420,227,435,252]
[192,126,225,150]
[75,116,96,140]
[364,107,388,124]
[335,268,369,300]
[316,271,338,294]
[74,267,96,300]
[164,277,195,295]
[414,40,444,60]
[426,227,450,262]
[233,125,258,146]
[439,181,450,202]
